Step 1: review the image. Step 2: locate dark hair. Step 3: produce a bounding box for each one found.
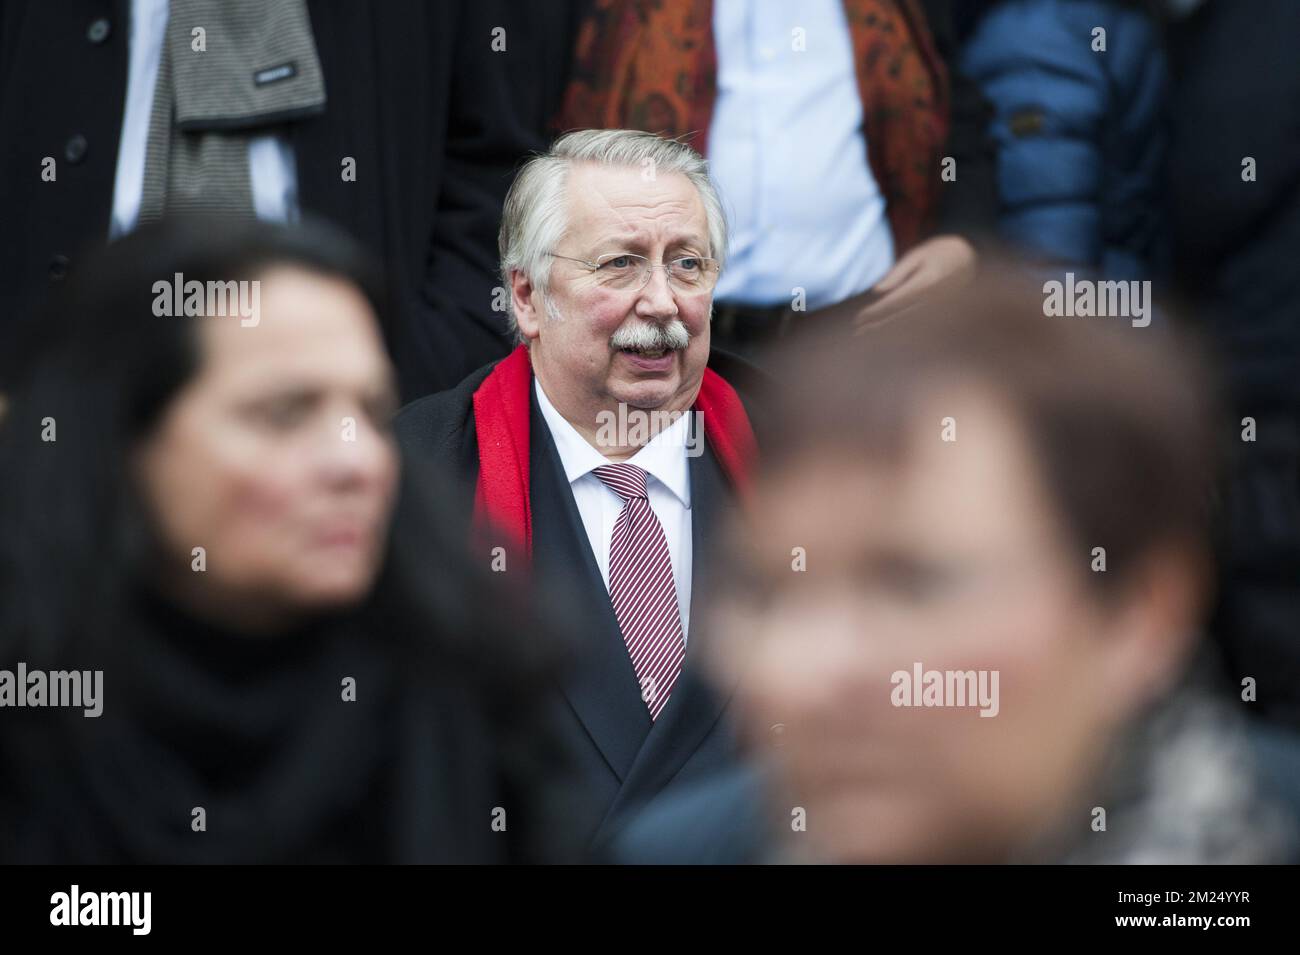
[766,277,1222,597]
[0,216,559,684]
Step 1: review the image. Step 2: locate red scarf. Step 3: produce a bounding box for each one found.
[558,0,949,253]
[471,345,757,557]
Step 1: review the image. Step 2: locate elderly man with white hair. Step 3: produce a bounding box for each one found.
[396,129,764,845]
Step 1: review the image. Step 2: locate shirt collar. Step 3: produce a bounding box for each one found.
[534,377,692,508]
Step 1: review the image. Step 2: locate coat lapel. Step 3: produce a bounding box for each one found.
[529,392,651,781]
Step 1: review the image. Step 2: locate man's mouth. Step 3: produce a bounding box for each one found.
[617,344,673,360]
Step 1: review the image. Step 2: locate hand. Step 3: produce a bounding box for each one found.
[854,234,978,331]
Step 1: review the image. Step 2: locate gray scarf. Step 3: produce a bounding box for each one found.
[139,0,326,223]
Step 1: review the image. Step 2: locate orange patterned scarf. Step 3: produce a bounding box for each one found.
[558,0,949,253]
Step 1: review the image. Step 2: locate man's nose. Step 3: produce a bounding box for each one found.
[635,265,679,320]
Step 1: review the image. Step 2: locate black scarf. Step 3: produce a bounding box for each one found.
[1,587,518,863]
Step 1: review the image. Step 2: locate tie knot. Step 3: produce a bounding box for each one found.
[593,463,649,501]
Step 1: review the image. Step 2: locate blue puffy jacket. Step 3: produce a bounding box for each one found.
[959,0,1167,280]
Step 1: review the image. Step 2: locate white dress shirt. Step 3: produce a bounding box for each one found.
[708,0,894,309]
[534,379,694,639]
[110,0,300,239]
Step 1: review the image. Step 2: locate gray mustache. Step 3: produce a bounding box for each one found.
[610,319,690,352]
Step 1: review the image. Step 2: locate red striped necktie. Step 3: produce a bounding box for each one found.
[592,463,686,721]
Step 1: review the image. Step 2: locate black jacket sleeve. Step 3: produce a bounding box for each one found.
[405,0,583,401]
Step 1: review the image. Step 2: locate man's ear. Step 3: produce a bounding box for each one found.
[511,270,543,343]
[1096,545,1208,715]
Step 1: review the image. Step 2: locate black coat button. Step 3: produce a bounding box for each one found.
[87,18,111,44]
[49,254,70,280]
[65,134,88,164]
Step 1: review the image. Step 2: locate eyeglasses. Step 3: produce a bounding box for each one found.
[547,251,721,294]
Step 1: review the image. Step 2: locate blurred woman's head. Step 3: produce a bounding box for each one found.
[133,260,399,629]
[0,217,400,643]
[717,280,1222,862]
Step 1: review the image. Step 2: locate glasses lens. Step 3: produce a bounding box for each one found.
[669,258,718,292]
[595,254,648,289]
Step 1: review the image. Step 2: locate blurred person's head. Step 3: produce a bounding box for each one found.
[1,218,399,637]
[499,130,726,437]
[132,260,399,629]
[715,280,1221,862]
[0,218,553,667]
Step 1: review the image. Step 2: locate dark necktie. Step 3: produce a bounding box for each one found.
[592,463,686,720]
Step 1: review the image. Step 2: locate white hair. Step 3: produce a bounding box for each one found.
[498,129,728,343]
